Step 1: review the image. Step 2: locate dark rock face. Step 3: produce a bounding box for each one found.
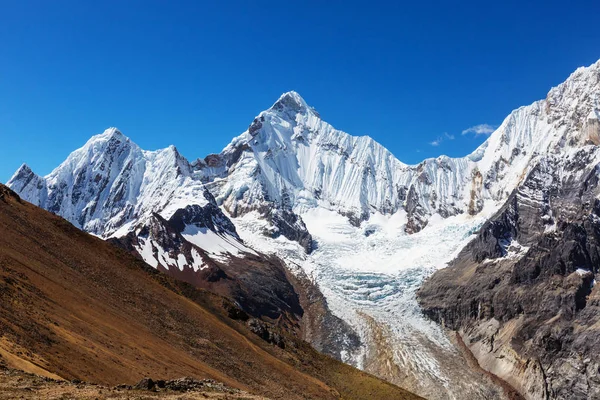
[0,186,20,203]
[169,200,240,239]
[247,318,286,348]
[249,115,264,136]
[418,149,600,400]
[405,185,428,234]
[111,207,304,331]
[130,377,235,393]
[287,269,362,361]
[133,377,156,390]
[267,208,313,253]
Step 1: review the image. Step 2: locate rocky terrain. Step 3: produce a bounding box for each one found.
[418,143,600,399]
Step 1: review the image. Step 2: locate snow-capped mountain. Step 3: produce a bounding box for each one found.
[195,61,600,239]
[8,128,252,275]
[7,59,600,399]
[9,128,213,237]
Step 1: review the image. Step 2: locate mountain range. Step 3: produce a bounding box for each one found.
[7,59,600,400]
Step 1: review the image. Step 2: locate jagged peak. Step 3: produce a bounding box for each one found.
[149,144,186,161]
[69,128,136,156]
[547,59,600,101]
[74,127,138,157]
[269,91,318,117]
[569,59,600,79]
[87,127,129,144]
[8,163,39,184]
[14,163,34,176]
[6,163,45,198]
[103,126,123,136]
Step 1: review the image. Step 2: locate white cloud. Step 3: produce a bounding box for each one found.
[430,132,454,146]
[462,124,496,136]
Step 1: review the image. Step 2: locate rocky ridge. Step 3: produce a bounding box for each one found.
[418,147,600,399]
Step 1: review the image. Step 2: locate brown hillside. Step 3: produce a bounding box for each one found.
[0,185,421,400]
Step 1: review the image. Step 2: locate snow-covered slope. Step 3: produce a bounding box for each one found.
[7,60,600,400]
[195,61,600,238]
[7,128,253,276]
[194,60,600,398]
[9,128,211,236]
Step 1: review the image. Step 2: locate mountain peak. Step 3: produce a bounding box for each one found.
[105,126,122,135]
[98,127,124,139]
[8,163,39,185]
[73,127,138,157]
[80,127,130,147]
[270,91,314,116]
[14,162,33,176]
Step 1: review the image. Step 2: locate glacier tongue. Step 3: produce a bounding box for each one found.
[230,205,499,398]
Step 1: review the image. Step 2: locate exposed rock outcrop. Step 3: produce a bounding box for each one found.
[418,148,600,400]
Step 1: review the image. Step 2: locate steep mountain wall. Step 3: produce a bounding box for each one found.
[418,148,600,399]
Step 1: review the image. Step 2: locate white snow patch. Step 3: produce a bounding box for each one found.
[190,248,207,271]
[498,237,530,259]
[575,268,592,276]
[136,237,158,268]
[181,224,257,261]
[176,254,187,271]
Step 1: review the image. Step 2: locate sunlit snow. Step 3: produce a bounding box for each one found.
[182,224,257,261]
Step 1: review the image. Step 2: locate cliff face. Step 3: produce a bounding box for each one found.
[418,147,600,400]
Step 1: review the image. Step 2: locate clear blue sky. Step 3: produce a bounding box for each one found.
[1,0,599,183]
